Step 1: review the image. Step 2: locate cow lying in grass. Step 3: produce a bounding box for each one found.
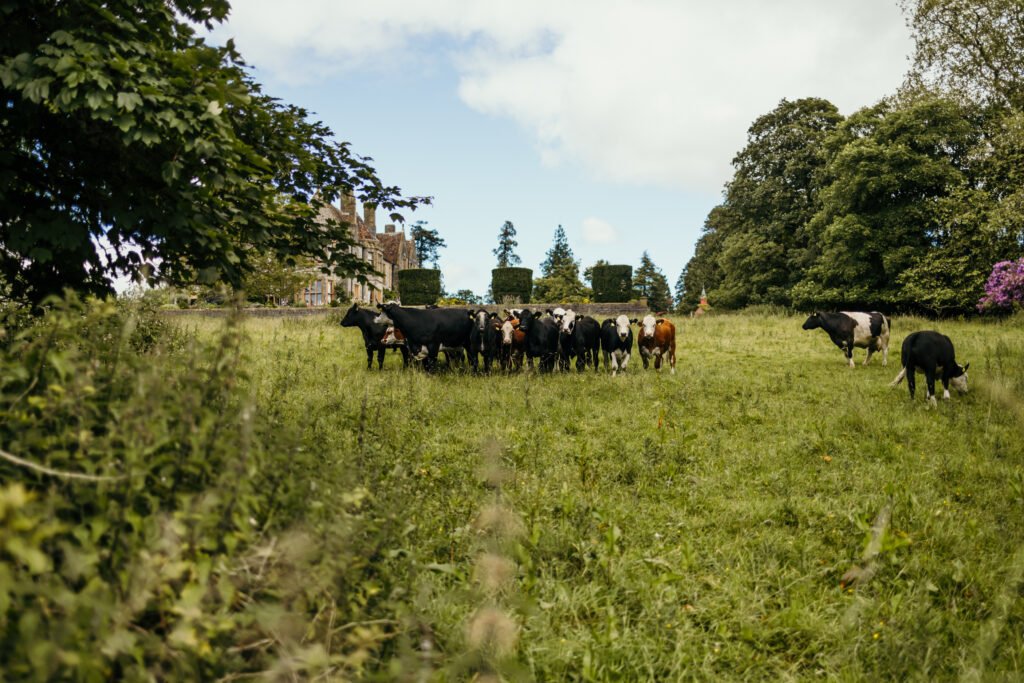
[890,330,969,406]
[802,311,890,367]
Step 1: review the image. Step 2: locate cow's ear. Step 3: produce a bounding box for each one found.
[963,362,970,371]
[489,312,498,319]
[629,318,638,324]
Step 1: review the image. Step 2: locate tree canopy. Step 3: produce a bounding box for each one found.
[533,225,586,302]
[633,252,672,313]
[0,0,426,304]
[409,221,446,268]
[493,220,521,267]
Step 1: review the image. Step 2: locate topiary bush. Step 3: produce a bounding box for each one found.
[397,269,442,306]
[491,268,533,304]
[591,265,633,302]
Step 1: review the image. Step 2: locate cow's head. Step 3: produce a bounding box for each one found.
[548,307,566,323]
[951,362,970,393]
[340,303,362,327]
[374,303,396,326]
[501,318,518,345]
[615,315,631,342]
[516,309,535,335]
[802,312,822,330]
[640,315,657,338]
[560,309,577,336]
[470,309,491,331]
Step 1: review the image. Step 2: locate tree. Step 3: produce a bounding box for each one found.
[493,220,521,267]
[533,225,586,301]
[0,0,426,305]
[241,252,315,305]
[410,221,446,268]
[633,252,672,312]
[794,95,984,310]
[901,0,1024,109]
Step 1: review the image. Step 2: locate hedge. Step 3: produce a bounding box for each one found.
[491,267,533,304]
[397,269,442,306]
[591,265,633,302]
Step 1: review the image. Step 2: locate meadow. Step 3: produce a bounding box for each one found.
[177,309,1024,680]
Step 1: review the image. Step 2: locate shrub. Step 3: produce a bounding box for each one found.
[490,268,532,304]
[398,269,442,305]
[0,294,395,680]
[978,258,1024,311]
[591,265,633,302]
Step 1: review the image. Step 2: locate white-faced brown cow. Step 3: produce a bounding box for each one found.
[636,315,676,374]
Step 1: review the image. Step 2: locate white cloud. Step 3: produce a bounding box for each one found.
[217,0,912,192]
[581,217,617,245]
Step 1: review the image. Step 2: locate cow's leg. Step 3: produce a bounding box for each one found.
[641,351,650,369]
[603,351,611,373]
[592,348,600,372]
[846,339,855,368]
[669,348,676,375]
[400,345,410,368]
[941,371,951,400]
[610,352,619,377]
[365,346,374,370]
[882,341,889,367]
[621,352,630,371]
[906,366,916,400]
[377,347,386,370]
[924,366,938,406]
[864,344,874,366]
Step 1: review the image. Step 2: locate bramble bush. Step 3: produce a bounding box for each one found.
[0,295,416,680]
[978,258,1024,311]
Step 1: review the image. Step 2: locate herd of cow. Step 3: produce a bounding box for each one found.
[340,302,676,377]
[340,303,969,405]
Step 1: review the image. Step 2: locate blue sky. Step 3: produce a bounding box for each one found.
[212,1,913,296]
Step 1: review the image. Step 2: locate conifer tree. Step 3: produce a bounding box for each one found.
[493,220,522,267]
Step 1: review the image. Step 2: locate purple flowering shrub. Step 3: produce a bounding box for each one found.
[978,258,1024,311]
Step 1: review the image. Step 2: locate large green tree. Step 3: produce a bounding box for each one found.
[0,0,425,304]
[409,221,446,268]
[493,220,521,267]
[633,251,672,312]
[793,95,984,310]
[533,225,586,302]
[901,0,1024,109]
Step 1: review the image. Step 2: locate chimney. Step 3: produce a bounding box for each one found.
[384,223,396,234]
[341,190,356,223]
[363,203,376,232]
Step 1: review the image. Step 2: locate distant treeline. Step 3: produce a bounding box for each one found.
[679,1,1024,315]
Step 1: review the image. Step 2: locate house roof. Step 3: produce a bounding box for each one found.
[377,232,406,264]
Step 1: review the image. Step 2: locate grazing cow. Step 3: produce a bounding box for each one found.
[468,309,502,373]
[636,315,677,374]
[802,311,890,367]
[340,303,409,369]
[890,331,969,405]
[517,309,559,372]
[498,317,527,371]
[375,302,472,371]
[600,315,633,376]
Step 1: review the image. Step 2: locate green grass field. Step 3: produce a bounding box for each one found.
[180,311,1024,680]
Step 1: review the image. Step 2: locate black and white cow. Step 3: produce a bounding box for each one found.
[890,331,969,405]
[802,311,890,367]
[557,309,578,371]
[468,309,502,373]
[600,315,633,376]
[340,303,409,369]
[375,302,472,371]
[517,309,559,372]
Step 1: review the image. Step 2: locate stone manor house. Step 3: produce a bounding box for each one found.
[298,190,418,306]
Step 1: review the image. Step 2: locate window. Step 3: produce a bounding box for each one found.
[304,279,324,306]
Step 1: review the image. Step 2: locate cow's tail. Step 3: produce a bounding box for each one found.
[889,368,906,387]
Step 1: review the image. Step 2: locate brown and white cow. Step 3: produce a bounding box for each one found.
[636,315,676,374]
[498,316,527,371]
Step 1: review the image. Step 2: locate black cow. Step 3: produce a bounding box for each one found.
[340,303,409,369]
[561,311,600,372]
[600,315,633,376]
[802,311,890,367]
[556,309,578,371]
[890,331,969,405]
[517,309,559,372]
[375,302,472,371]
[468,309,502,373]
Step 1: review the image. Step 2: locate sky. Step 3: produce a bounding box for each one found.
[209,0,914,297]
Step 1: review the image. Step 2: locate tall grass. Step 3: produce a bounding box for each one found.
[185,309,1024,680]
